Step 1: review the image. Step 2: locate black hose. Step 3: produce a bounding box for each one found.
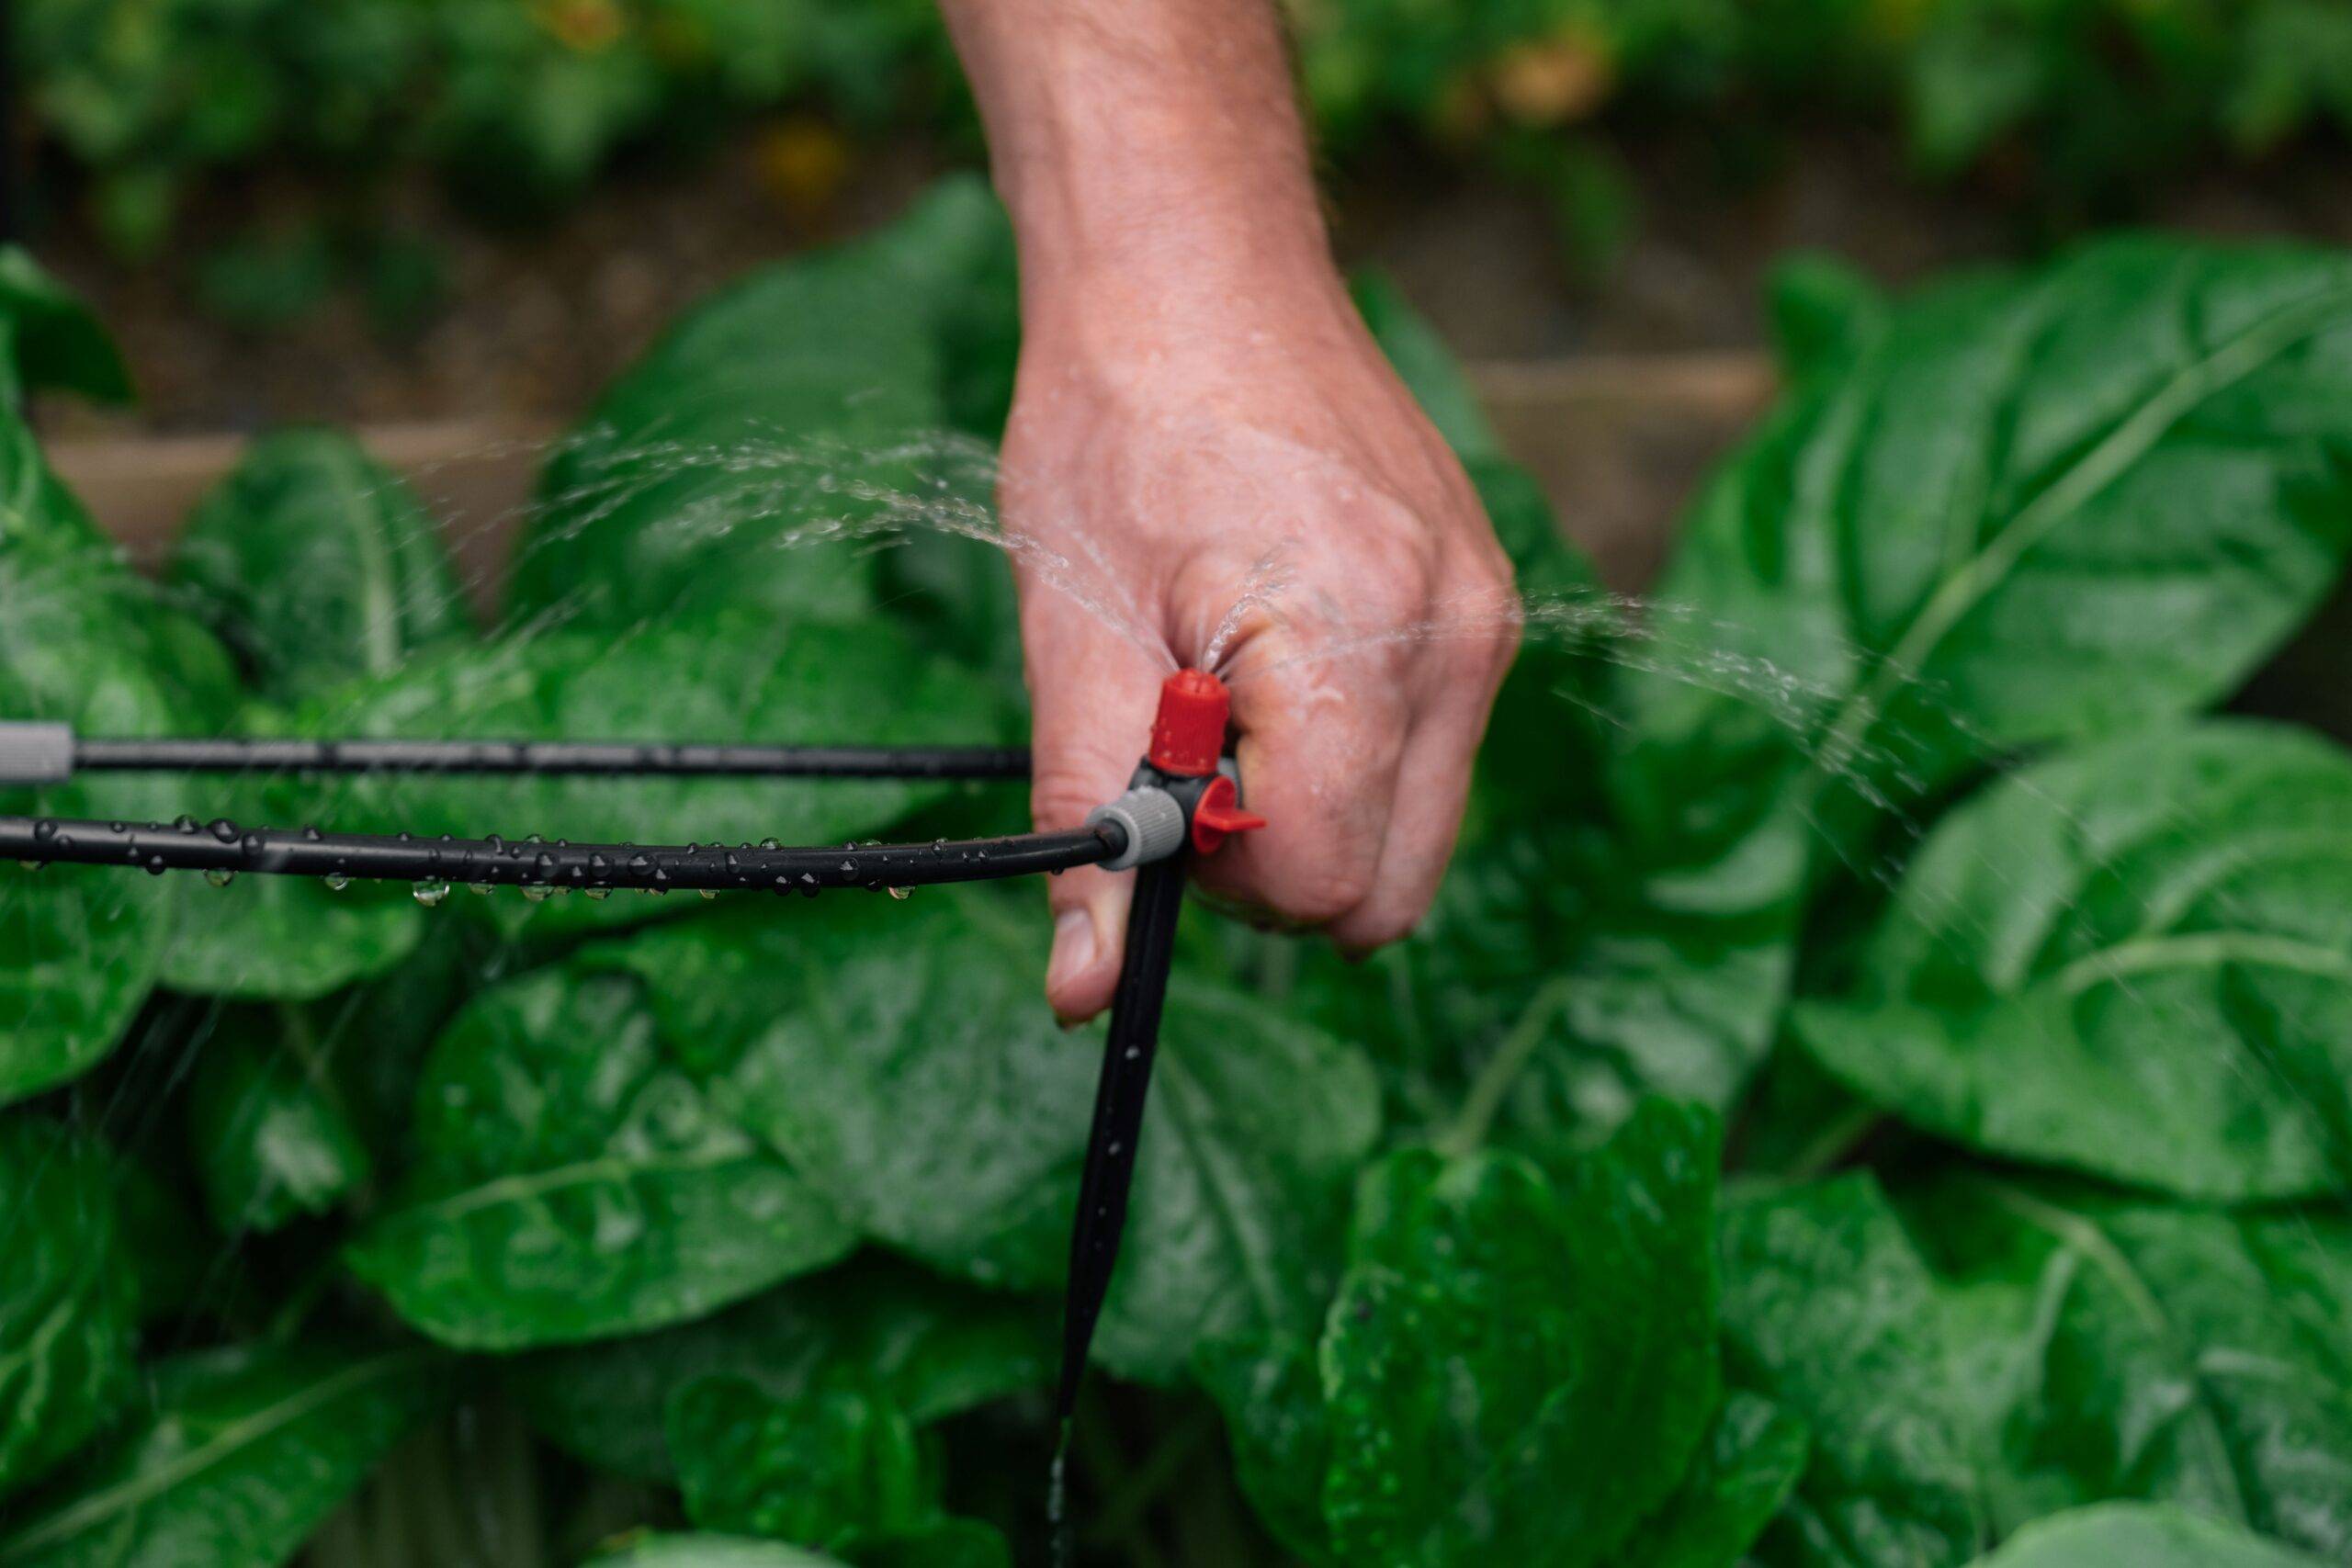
[0,814,1122,893]
[73,737,1031,781]
[1054,847,1189,1421]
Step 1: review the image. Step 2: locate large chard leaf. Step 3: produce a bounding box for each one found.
[184,1007,372,1235]
[345,967,854,1349]
[1617,1392,1813,1568]
[170,427,469,702]
[1970,1504,2328,1567]
[0,1119,136,1502]
[508,1253,1047,1482]
[1204,1101,1721,1566]
[1907,1176,2352,1558]
[513,176,1015,634]
[1616,234,2352,920]
[1718,1175,1987,1568]
[587,886,1379,1382]
[587,1540,848,1568]
[153,860,424,1002]
[0,1342,443,1567]
[1795,722,2352,1200]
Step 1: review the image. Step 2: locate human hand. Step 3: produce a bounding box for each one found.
[1004,270,1519,1022]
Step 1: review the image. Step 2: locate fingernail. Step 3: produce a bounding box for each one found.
[1046,908,1097,998]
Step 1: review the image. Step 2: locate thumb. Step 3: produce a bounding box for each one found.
[1023,591,1170,1023]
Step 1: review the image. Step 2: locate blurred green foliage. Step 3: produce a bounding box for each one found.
[17,0,2352,273]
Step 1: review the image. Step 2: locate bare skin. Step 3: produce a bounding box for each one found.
[938,0,1518,1022]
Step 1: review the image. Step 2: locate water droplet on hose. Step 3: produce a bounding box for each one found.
[413,879,450,907]
[173,815,198,833]
[887,886,910,900]
[31,819,55,843]
[324,874,350,892]
[208,818,238,843]
[144,854,167,874]
[521,884,553,903]
[469,883,493,897]
[204,868,235,888]
[301,824,323,841]
[760,838,782,851]
[584,886,610,901]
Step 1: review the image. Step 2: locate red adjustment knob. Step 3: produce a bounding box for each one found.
[1148,668,1230,778]
[1191,773,1267,855]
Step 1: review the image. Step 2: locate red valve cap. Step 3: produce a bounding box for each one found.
[1191,773,1267,855]
[1148,668,1231,778]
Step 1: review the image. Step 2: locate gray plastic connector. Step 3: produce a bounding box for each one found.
[0,723,72,784]
[1087,785,1186,872]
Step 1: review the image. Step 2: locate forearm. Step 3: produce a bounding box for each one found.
[936,0,1348,333]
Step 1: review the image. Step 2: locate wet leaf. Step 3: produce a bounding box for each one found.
[1718,1175,1987,1568]
[514,177,1014,633]
[345,968,854,1349]
[1617,1392,1812,1568]
[1795,722,2352,1200]
[170,427,469,701]
[185,1007,372,1234]
[1970,1504,2327,1567]
[1204,1101,1720,1566]
[0,864,173,1107]
[508,1253,1048,1481]
[0,1118,137,1502]
[0,1342,444,1567]
[671,1375,932,1545]
[1619,236,2352,909]
[589,886,1378,1382]
[1908,1176,2352,1558]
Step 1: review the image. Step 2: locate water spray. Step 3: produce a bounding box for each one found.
[0,667,1263,1523]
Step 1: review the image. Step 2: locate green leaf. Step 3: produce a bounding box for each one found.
[0,248,133,411]
[153,865,424,1002]
[671,1375,933,1545]
[0,865,173,1107]
[1907,1176,2352,1558]
[1617,1392,1812,1568]
[1971,1504,2328,1567]
[513,176,1015,633]
[587,886,1379,1381]
[345,967,854,1349]
[1206,1102,1720,1565]
[1618,237,2352,909]
[0,1342,445,1567]
[170,427,469,702]
[586,1538,844,1568]
[508,1253,1048,1482]
[0,1118,136,1501]
[185,1007,372,1234]
[1794,721,2352,1201]
[1717,1175,1986,1568]
[1768,254,1888,384]
[1323,1101,1720,1566]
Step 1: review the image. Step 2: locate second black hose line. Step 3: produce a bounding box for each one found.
[71,736,1033,781]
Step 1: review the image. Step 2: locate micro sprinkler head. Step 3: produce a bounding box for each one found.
[1086,669,1266,871]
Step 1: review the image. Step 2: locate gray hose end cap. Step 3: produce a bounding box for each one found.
[0,723,72,784]
[1087,786,1186,871]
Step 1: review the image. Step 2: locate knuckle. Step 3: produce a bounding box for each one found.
[1031,771,1119,831]
[1269,864,1376,927]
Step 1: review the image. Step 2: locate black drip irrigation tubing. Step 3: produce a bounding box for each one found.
[0,814,1123,893]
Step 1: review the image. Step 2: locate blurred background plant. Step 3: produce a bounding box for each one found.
[17,0,2352,327]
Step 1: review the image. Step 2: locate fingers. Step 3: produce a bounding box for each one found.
[1023,585,1169,1024]
[1324,686,1487,952]
[1193,634,1413,931]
